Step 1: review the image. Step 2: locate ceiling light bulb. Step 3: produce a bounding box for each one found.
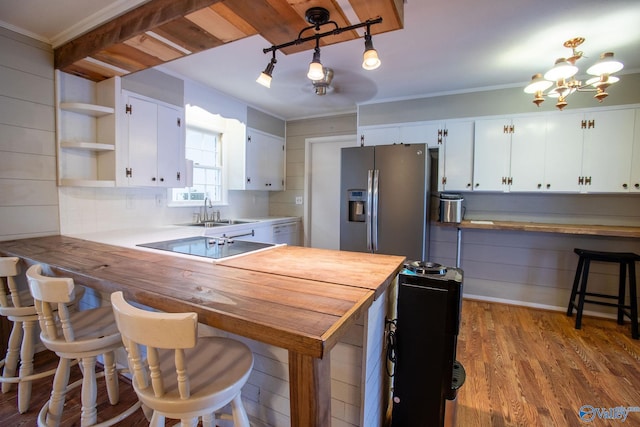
[544,58,578,81]
[586,52,623,76]
[307,49,325,80]
[524,73,553,94]
[256,72,272,88]
[256,57,276,88]
[362,34,381,70]
[307,61,325,80]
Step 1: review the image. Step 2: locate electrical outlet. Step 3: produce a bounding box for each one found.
[295,196,303,205]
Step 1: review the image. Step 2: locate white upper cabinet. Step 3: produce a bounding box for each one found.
[358,123,434,146]
[436,121,474,192]
[473,117,546,192]
[227,127,285,191]
[631,109,640,193]
[580,109,635,193]
[55,71,120,187]
[473,109,635,193]
[119,91,185,187]
[546,109,635,193]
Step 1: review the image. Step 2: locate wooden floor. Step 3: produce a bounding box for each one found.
[1,299,639,426]
[457,299,640,427]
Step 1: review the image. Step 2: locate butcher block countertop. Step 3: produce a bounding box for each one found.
[0,235,403,358]
[0,234,405,426]
[445,220,640,238]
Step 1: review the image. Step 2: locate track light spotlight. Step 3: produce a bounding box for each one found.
[256,51,277,88]
[307,40,325,81]
[362,27,381,70]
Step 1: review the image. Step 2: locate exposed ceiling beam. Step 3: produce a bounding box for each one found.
[54,0,222,69]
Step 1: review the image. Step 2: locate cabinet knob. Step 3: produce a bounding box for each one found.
[537,183,542,189]
[160,177,164,182]
[635,183,640,189]
[466,183,471,188]
[546,184,551,189]
[151,177,156,182]
[475,183,480,188]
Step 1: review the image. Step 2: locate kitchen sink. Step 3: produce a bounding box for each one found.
[182,219,258,227]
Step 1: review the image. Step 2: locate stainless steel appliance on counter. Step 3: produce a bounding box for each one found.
[340,144,429,261]
[391,261,465,427]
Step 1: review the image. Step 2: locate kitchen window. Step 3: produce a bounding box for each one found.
[169,106,228,206]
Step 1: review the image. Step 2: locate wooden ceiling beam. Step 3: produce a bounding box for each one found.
[54,0,223,69]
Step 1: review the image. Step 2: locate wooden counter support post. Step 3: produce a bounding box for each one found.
[288,351,331,427]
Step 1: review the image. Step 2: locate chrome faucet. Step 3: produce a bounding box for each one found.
[203,197,212,222]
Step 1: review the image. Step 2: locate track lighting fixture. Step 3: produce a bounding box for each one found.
[257,7,382,88]
[524,37,624,110]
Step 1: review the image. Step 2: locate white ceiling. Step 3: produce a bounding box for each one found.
[2,0,640,120]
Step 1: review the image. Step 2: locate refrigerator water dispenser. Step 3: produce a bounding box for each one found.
[347,189,366,222]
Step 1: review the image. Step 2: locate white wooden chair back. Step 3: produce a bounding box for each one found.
[0,257,21,311]
[110,291,198,399]
[25,264,78,343]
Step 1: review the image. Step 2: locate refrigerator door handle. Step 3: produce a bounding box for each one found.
[372,169,379,252]
[366,170,373,251]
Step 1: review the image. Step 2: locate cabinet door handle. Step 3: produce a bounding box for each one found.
[585,176,592,185]
[578,176,584,185]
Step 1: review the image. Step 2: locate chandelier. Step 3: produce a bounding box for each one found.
[256,7,383,89]
[524,37,624,110]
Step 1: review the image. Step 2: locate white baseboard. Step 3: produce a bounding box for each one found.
[462,293,619,321]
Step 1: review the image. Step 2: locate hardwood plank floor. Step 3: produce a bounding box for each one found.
[1,299,638,426]
[457,299,640,427]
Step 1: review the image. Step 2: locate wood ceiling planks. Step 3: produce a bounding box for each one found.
[54,0,403,82]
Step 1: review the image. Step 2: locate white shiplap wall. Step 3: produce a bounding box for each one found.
[0,28,58,241]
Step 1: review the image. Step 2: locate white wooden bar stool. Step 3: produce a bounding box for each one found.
[0,257,59,413]
[110,291,254,427]
[26,264,141,427]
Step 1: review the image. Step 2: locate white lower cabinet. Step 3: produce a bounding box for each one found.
[119,91,185,187]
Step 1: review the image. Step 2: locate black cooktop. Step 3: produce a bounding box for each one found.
[137,236,274,260]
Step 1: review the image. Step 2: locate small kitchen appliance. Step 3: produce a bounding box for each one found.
[439,193,464,223]
[391,261,465,427]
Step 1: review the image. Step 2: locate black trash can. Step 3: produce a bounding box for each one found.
[445,361,466,427]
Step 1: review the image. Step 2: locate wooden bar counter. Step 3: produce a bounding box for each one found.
[0,235,405,427]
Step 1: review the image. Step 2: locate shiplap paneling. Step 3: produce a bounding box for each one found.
[0,179,58,206]
[0,28,58,241]
[0,151,55,180]
[0,123,54,155]
[0,27,52,78]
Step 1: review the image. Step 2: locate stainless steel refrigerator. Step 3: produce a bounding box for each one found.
[339,144,429,261]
